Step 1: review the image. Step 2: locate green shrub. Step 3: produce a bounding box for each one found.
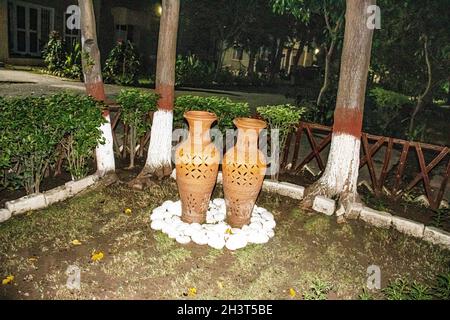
[63,41,82,80]
[42,33,82,80]
[103,41,141,85]
[175,54,215,87]
[257,104,304,152]
[49,93,105,179]
[367,87,411,133]
[0,93,105,193]
[42,31,65,73]
[174,95,250,132]
[117,89,159,168]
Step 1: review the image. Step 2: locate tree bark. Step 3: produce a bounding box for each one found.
[78,0,116,177]
[303,0,375,213]
[129,0,180,190]
[408,35,432,139]
[247,49,256,76]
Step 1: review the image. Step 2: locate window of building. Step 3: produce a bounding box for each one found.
[115,24,134,43]
[232,46,244,61]
[8,1,54,57]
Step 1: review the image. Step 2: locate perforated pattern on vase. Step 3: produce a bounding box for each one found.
[177,149,217,182]
[224,163,262,187]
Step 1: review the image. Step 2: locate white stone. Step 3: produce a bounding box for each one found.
[312,196,336,216]
[423,227,450,249]
[6,193,47,215]
[213,198,225,206]
[168,201,182,216]
[208,236,225,250]
[150,220,165,231]
[262,219,276,230]
[226,234,248,250]
[392,216,425,238]
[248,231,270,244]
[0,209,12,223]
[260,211,274,221]
[335,205,346,217]
[161,200,175,211]
[44,185,70,205]
[360,207,392,228]
[65,175,98,195]
[192,231,208,245]
[176,235,191,244]
[249,221,263,230]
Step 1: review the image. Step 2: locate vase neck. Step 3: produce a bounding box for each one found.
[187,118,213,145]
[236,127,260,150]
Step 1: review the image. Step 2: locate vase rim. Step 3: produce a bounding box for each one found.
[234,117,267,130]
[184,110,217,122]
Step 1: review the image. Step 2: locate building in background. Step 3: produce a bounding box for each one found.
[0,0,161,70]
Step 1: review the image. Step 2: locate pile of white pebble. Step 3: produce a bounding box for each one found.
[150,198,276,250]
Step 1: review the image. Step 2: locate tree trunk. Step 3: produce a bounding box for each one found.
[303,0,375,213]
[269,39,284,84]
[316,42,334,107]
[78,0,115,177]
[408,35,431,139]
[247,49,256,76]
[129,0,180,190]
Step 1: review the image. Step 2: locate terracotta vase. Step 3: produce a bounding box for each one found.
[176,111,220,224]
[223,118,267,228]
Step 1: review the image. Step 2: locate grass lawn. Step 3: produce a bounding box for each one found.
[1,176,449,300]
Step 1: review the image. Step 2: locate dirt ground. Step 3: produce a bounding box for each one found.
[1,173,449,300]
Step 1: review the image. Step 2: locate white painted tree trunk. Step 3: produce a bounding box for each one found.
[303,0,375,211]
[95,113,116,175]
[144,110,174,172]
[315,133,361,198]
[79,0,115,177]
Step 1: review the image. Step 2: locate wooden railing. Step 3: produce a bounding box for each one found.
[107,104,449,210]
[281,122,450,210]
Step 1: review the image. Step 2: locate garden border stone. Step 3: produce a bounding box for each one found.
[0,174,101,223]
[391,216,425,238]
[423,227,450,249]
[5,193,47,215]
[0,209,11,223]
[359,207,392,228]
[44,185,71,206]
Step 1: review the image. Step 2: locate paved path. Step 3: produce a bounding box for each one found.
[0,68,294,108]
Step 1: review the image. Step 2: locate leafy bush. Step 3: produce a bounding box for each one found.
[257,104,304,152]
[174,95,250,132]
[117,89,159,168]
[42,31,65,73]
[366,87,411,134]
[42,32,82,80]
[0,93,105,193]
[63,41,82,80]
[103,41,141,85]
[175,54,214,87]
[50,93,106,179]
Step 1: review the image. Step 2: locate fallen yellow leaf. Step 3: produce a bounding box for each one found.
[124,208,132,215]
[289,288,297,298]
[188,287,197,297]
[225,228,233,235]
[71,239,82,246]
[2,275,14,285]
[217,281,224,289]
[91,251,104,262]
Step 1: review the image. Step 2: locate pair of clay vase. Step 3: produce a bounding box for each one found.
[175,111,267,228]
